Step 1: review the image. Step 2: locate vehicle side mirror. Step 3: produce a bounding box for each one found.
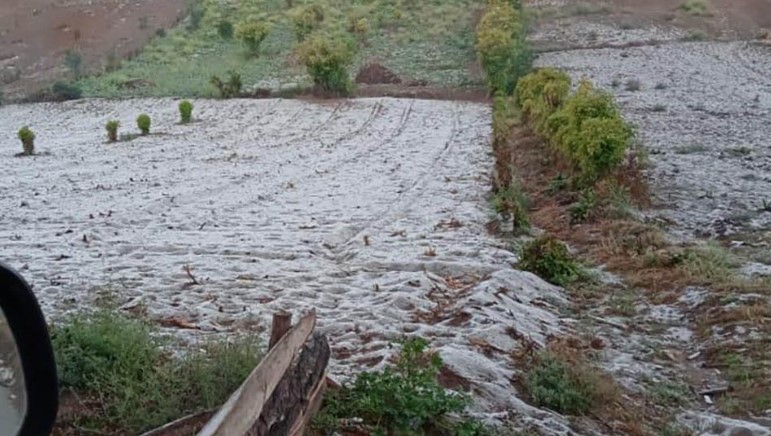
[0,263,58,436]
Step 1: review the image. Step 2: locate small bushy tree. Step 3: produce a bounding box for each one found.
[296,34,355,96]
[519,235,582,286]
[18,126,35,155]
[516,68,572,136]
[136,114,151,135]
[289,4,324,41]
[235,21,271,56]
[475,1,531,95]
[179,100,193,124]
[106,120,120,142]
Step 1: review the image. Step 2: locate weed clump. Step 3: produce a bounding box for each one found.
[217,20,234,39]
[64,50,83,79]
[136,114,151,135]
[105,120,120,142]
[179,100,193,124]
[313,338,488,435]
[523,352,603,414]
[210,70,243,98]
[51,81,82,101]
[235,21,271,57]
[18,126,35,155]
[51,310,261,433]
[296,34,355,96]
[289,4,325,41]
[519,235,582,286]
[680,0,712,16]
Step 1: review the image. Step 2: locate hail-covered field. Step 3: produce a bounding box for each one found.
[0,98,570,428]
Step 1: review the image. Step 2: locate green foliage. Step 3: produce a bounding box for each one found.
[51,81,83,101]
[179,100,194,123]
[492,187,530,233]
[315,338,489,435]
[519,235,582,286]
[64,50,84,79]
[218,20,235,39]
[136,113,151,135]
[289,4,325,41]
[515,68,571,136]
[296,34,355,96]
[680,0,712,16]
[105,120,120,142]
[523,352,598,415]
[235,21,271,56]
[17,126,35,155]
[548,80,635,183]
[475,1,531,95]
[210,70,243,98]
[186,0,205,31]
[569,189,596,223]
[50,310,261,433]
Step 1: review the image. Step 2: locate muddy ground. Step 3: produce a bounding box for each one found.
[0,0,185,99]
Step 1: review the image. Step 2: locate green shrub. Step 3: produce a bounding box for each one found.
[548,80,634,183]
[50,310,261,433]
[17,126,35,155]
[105,120,120,143]
[516,69,571,136]
[296,34,355,96]
[186,0,205,31]
[235,21,271,56]
[179,100,193,124]
[136,114,151,135]
[569,189,596,223]
[680,0,712,16]
[314,338,489,435]
[519,235,581,286]
[289,4,325,41]
[64,50,83,79]
[210,70,243,98]
[475,1,531,95]
[51,81,83,101]
[217,20,234,39]
[524,352,599,414]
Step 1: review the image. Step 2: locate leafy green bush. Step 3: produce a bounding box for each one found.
[17,126,35,155]
[296,34,355,96]
[314,338,489,435]
[519,235,581,286]
[51,81,83,101]
[179,100,193,124]
[51,310,261,433]
[105,120,120,143]
[217,20,234,39]
[136,114,151,135]
[235,21,271,56]
[210,70,243,98]
[516,68,571,136]
[524,352,599,414]
[548,81,635,183]
[289,4,325,41]
[475,1,531,95]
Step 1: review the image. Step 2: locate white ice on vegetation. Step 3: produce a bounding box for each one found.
[0,98,571,428]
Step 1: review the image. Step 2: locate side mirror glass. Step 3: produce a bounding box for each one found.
[0,263,58,436]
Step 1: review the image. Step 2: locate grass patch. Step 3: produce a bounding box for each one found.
[313,338,490,435]
[680,0,712,16]
[76,0,482,98]
[51,310,261,434]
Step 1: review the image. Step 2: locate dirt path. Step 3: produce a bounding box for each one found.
[0,0,185,99]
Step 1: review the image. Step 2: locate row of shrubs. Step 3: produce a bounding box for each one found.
[516,69,635,184]
[16,101,194,155]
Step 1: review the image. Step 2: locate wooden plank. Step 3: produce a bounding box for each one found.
[197,311,317,436]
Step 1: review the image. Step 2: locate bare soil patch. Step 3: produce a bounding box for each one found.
[355,62,403,85]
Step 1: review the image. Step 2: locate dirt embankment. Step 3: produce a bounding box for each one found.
[0,0,185,99]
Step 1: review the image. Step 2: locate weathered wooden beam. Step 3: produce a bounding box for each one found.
[197,311,317,436]
[268,310,292,350]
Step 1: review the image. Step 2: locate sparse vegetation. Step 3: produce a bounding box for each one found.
[64,50,84,79]
[186,0,205,31]
[313,338,489,435]
[680,0,712,16]
[289,4,325,42]
[296,34,355,96]
[17,126,35,155]
[519,235,582,286]
[235,21,271,56]
[51,310,261,433]
[210,70,243,98]
[106,120,120,142]
[569,189,596,223]
[136,113,151,135]
[179,100,194,123]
